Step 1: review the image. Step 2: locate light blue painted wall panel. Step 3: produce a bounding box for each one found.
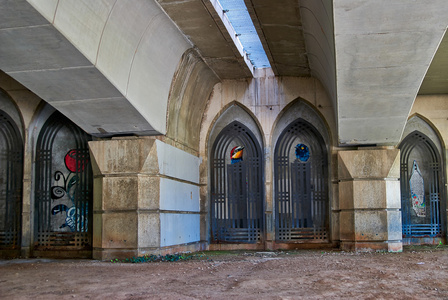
[159,178,200,212]
[160,213,200,247]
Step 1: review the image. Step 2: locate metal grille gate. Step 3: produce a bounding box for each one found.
[34,112,93,252]
[211,122,263,243]
[275,119,328,241]
[399,131,445,238]
[0,110,23,249]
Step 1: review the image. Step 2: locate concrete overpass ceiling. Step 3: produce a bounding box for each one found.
[334,0,448,146]
[419,30,448,95]
[157,0,253,79]
[244,0,337,122]
[244,0,311,77]
[218,0,270,69]
[0,0,200,137]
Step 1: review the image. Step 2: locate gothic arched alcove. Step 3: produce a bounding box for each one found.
[399,128,445,242]
[0,109,23,251]
[34,112,93,257]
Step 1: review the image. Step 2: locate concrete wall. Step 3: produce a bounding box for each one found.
[199,70,337,246]
[166,49,220,152]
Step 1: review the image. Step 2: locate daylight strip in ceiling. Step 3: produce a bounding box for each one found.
[211,0,270,71]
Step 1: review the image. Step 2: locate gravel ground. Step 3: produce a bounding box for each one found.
[1,246,448,299]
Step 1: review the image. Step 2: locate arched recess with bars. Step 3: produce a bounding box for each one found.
[274,119,329,242]
[271,100,331,243]
[399,126,445,242]
[209,105,264,244]
[34,112,93,257]
[0,109,23,251]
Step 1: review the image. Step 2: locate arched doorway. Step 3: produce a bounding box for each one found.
[399,131,445,242]
[210,121,264,243]
[274,119,329,242]
[34,112,93,257]
[0,110,23,251]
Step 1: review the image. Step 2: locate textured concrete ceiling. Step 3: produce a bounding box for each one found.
[244,0,310,76]
[419,31,448,95]
[157,0,253,79]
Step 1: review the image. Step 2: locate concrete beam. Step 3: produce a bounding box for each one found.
[334,0,448,146]
[1,0,199,136]
[0,0,156,136]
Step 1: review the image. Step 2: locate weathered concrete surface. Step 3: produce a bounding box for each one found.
[338,148,402,252]
[89,138,203,260]
[166,49,219,152]
[199,71,336,247]
[300,0,336,110]
[244,0,309,76]
[158,0,253,79]
[334,0,448,146]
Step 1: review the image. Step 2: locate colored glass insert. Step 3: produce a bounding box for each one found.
[295,143,310,162]
[230,145,244,164]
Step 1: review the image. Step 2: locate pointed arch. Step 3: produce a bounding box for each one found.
[209,110,264,243]
[0,109,23,250]
[402,114,445,154]
[274,118,329,241]
[272,99,331,242]
[271,98,331,149]
[207,102,264,155]
[399,128,445,241]
[34,111,93,256]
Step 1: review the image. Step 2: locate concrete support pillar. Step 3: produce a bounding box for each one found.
[338,148,402,252]
[89,137,204,260]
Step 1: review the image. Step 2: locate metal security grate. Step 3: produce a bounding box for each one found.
[0,110,23,249]
[399,131,445,238]
[34,112,93,251]
[274,119,328,242]
[211,122,263,243]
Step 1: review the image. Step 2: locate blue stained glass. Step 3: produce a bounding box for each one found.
[295,144,310,162]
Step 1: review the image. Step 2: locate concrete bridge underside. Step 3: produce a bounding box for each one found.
[1,0,447,146]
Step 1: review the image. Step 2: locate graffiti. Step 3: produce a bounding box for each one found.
[230,146,244,164]
[51,204,86,232]
[50,149,89,232]
[295,143,310,162]
[409,160,426,217]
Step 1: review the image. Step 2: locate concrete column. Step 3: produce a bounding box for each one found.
[89,137,204,260]
[20,130,33,258]
[338,148,402,252]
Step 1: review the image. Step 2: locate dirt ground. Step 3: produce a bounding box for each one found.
[1,246,448,299]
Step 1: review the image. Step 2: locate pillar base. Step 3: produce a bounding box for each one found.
[93,241,208,261]
[338,148,403,253]
[340,241,402,252]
